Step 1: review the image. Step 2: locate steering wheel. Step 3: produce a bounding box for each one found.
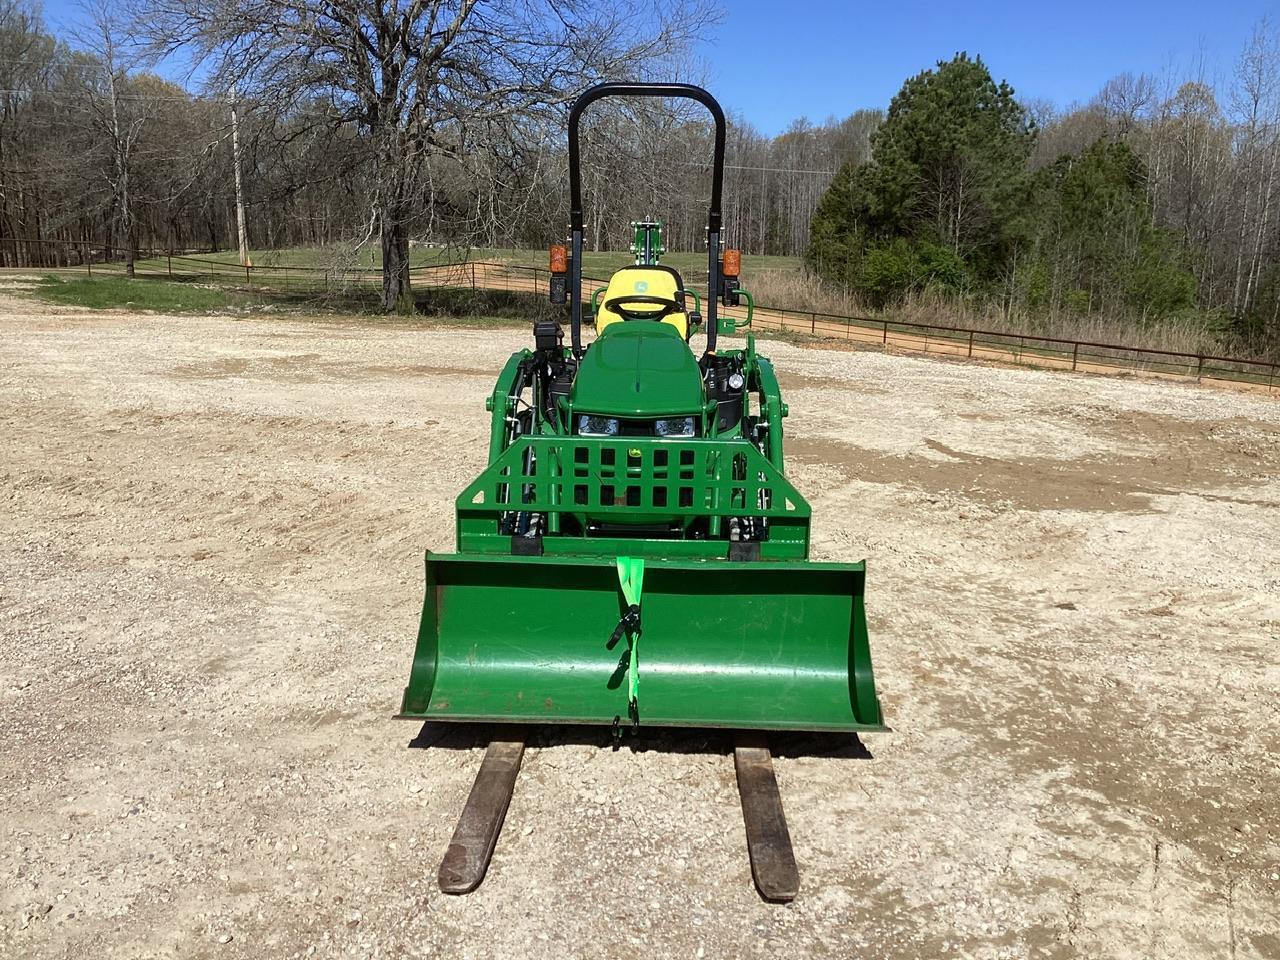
[603,294,683,321]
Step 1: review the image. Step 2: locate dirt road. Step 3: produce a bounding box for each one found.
[2,295,1278,959]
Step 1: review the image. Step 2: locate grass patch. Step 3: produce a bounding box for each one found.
[32,275,251,313]
[27,272,544,331]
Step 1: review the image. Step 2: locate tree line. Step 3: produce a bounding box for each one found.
[0,0,864,295]
[0,0,1276,353]
[808,39,1280,356]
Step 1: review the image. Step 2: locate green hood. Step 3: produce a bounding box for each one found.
[571,322,704,417]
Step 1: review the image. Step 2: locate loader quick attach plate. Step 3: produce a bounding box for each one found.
[455,436,811,560]
[398,552,884,732]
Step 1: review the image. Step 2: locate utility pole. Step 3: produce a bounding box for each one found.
[230,84,251,268]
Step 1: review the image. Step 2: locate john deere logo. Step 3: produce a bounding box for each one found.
[633,280,649,293]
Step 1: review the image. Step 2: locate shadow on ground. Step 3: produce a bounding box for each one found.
[408,721,874,760]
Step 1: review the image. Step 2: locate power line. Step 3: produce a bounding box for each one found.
[0,87,214,103]
[0,56,103,71]
[670,159,836,176]
[724,161,835,176]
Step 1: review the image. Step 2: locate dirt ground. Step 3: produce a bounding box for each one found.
[2,291,1278,960]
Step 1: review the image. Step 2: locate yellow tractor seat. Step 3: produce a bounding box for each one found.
[594,265,689,338]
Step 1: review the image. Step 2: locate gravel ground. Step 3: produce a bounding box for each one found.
[1,294,1278,959]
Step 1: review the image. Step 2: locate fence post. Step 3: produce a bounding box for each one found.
[1195,355,1204,381]
[967,329,974,358]
[810,313,815,335]
[167,252,172,279]
[882,320,888,345]
[471,262,477,290]
[245,263,252,291]
[1071,341,1079,371]
[85,243,91,277]
[1267,363,1275,394]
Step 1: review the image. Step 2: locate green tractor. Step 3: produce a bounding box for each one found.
[401,83,884,901]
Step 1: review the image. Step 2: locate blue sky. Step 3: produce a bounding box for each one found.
[706,0,1278,132]
[40,0,1278,133]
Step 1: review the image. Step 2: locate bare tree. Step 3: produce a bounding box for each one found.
[75,0,150,275]
[138,0,712,310]
[0,0,54,264]
[1097,71,1155,137]
[1228,19,1280,318]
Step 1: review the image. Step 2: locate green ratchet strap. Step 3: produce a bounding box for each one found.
[615,556,645,723]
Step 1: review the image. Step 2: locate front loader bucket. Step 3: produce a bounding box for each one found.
[399,552,884,732]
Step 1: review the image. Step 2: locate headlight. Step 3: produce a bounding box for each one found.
[654,417,696,438]
[578,415,619,436]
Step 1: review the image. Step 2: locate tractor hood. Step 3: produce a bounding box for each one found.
[571,322,704,417]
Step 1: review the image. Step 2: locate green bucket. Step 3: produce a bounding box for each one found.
[399,552,884,732]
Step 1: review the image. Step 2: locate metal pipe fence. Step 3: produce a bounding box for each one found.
[4,240,1276,394]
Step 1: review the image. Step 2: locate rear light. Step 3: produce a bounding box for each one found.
[722,248,741,277]
[549,243,568,274]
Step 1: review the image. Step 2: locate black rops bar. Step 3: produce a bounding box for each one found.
[566,82,727,357]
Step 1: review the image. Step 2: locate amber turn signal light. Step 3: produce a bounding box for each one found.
[549,243,568,274]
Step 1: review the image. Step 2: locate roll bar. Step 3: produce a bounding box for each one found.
[566,82,727,357]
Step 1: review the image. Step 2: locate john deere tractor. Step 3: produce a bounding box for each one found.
[401,83,883,901]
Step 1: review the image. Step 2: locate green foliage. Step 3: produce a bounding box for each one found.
[1126,254,1197,315]
[807,159,867,285]
[808,52,1035,296]
[914,242,970,293]
[858,240,915,306]
[808,54,1204,330]
[1062,288,1091,314]
[1026,140,1196,318]
[854,238,971,307]
[861,53,1034,255]
[28,273,544,329]
[1019,260,1052,310]
[1230,262,1280,357]
[807,182,849,272]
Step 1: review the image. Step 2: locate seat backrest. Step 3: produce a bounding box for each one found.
[595,265,688,338]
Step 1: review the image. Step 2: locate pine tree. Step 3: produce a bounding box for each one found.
[1026,139,1196,319]
[807,53,1035,302]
